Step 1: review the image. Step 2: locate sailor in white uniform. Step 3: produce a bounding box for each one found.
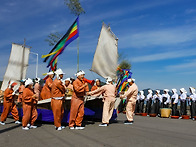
[171,89,179,116]
[135,94,140,113]
[189,87,196,120]
[179,88,187,116]
[152,90,161,116]
[139,91,145,113]
[161,89,170,108]
[145,90,153,115]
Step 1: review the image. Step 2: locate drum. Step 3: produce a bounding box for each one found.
[160,108,171,118]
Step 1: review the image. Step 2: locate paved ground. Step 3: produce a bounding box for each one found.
[0,113,195,147]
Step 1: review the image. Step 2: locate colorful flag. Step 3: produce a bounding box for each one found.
[116,68,132,94]
[42,16,79,70]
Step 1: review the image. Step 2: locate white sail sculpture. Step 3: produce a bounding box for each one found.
[1,43,30,91]
[91,23,118,79]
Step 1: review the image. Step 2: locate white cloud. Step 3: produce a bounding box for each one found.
[131,49,196,63]
[185,9,196,14]
[119,25,196,49]
[166,59,196,70]
[0,0,63,23]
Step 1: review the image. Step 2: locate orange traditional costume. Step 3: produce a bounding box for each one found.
[51,69,66,131]
[40,72,54,100]
[0,82,20,125]
[22,78,38,130]
[69,70,89,129]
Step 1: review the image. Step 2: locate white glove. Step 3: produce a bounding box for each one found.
[164,102,167,105]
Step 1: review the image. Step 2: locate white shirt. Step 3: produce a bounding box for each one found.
[171,93,178,104]
[137,95,140,100]
[190,93,196,101]
[180,93,187,100]
[153,94,161,101]
[140,95,145,100]
[146,93,152,101]
[162,93,170,104]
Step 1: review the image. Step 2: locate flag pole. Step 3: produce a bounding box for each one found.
[77,37,79,72]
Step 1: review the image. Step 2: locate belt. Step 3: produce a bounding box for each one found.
[52,97,64,100]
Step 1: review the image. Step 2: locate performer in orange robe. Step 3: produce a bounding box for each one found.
[40,71,54,100]
[22,78,38,130]
[91,79,101,91]
[0,82,21,125]
[51,68,66,131]
[69,70,89,130]
[17,79,25,102]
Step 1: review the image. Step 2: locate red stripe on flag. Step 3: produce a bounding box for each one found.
[67,30,78,41]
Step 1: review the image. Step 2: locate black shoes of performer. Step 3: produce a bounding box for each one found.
[75,126,85,130]
[99,123,108,127]
[124,120,134,125]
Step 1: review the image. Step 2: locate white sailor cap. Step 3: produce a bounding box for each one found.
[75,70,85,77]
[47,71,54,75]
[171,89,177,93]
[164,89,169,93]
[65,78,71,82]
[127,78,135,82]
[148,89,152,94]
[25,78,33,87]
[35,78,41,83]
[189,87,195,94]
[55,68,65,75]
[180,88,187,93]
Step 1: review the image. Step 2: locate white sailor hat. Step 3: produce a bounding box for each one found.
[155,90,160,94]
[171,89,177,93]
[35,77,41,83]
[164,89,169,92]
[65,78,71,82]
[55,68,65,75]
[47,71,54,75]
[189,87,195,94]
[148,89,152,94]
[75,70,85,77]
[180,88,187,93]
[25,78,33,87]
[127,78,135,82]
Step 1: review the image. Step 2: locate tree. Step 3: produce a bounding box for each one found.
[64,0,85,16]
[118,53,131,69]
[45,32,62,46]
[119,60,131,70]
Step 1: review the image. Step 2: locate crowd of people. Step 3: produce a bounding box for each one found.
[0,68,138,131]
[135,88,196,120]
[1,69,194,132]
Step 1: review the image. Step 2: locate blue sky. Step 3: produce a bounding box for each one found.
[0,0,196,92]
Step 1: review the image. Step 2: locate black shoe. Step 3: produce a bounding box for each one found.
[124,120,134,124]
[99,123,108,127]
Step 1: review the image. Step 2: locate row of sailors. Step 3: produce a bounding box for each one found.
[135,88,196,120]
